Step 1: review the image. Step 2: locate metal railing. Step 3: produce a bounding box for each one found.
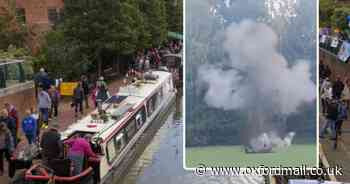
[0,59,34,89]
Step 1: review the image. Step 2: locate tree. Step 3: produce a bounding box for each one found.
[165,0,183,33]
[142,0,168,47]
[0,0,27,50]
[61,0,147,76]
[331,6,350,31]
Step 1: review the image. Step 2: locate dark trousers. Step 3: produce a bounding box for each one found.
[336,120,344,135]
[0,149,11,173]
[25,134,35,144]
[75,100,83,114]
[50,104,58,118]
[84,95,89,108]
[321,99,328,114]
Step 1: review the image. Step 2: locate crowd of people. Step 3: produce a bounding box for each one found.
[0,39,183,177]
[320,60,350,149]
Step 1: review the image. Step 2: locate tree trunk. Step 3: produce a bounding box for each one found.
[97,54,102,77]
[117,55,121,76]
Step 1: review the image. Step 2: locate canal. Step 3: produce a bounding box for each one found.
[118,92,267,184]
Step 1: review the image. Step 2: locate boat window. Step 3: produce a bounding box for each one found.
[124,119,137,142]
[159,86,164,100]
[138,106,146,123]
[147,93,158,117]
[114,133,124,151]
[136,114,142,129]
[106,138,117,164]
[106,133,124,164]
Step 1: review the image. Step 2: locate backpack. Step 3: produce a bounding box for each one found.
[22,117,35,133]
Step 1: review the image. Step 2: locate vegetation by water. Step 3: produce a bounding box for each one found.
[186,144,317,168]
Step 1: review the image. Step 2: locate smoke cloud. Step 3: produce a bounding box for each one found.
[199,20,315,114]
[198,20,315,150]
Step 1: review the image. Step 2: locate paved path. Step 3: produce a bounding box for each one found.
[0,78,125,183]
[319,114,350,182]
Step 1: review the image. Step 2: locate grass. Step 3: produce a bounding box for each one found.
[186,144,317,168]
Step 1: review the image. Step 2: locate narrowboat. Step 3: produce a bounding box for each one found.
[22,70,177,184]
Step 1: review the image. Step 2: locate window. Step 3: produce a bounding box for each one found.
[106,138,116,163]
[124,119,136,142]
[106,133,124,164]
[147,93,158,117]
[48,8,58,25]
[16,8,26,24]
[159,86,164,100]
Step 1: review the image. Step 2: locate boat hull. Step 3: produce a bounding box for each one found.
[100,92,177,183]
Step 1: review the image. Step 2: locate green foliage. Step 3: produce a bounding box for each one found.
[0,3,27,50]
[0,46,31,60]
[331,6,350,31]
[142,0,168,46]
[35,0,171,79]
[32,30,89,80]
[165,0,183,33]
[320,0,335,27]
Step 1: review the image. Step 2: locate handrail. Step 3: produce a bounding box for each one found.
[25,164,94,182]
[54,167,93,182]
[0,59,25,66]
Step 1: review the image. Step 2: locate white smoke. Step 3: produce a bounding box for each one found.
[198,20,315,150]
[199,20,315,115]
[249,131,296,152]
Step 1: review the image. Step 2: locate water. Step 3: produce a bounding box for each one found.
[119,94,266,184]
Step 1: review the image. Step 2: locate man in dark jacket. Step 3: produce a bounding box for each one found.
[320,100,338,139]
[73,83,84,117]
[332,76,344,100]
[81,75,90,109]
[40,121,63,167]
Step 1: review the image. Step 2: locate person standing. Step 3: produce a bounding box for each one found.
[40,121,63,167]
[320,100,338,140]
[0,110,16,147]
[0,122,14,176]
[321,80,332,114]
[49,86,60,118]
[91,85,98,108]
[4,103,19,142]
[81,75,90,109]
[336,100,348,137]
[333,76,345,100]
[22,110,37,145]
[35,68,51,91]
[73,83,84,117]
[342,77,350,108]
[96,77,109,104]
[65,134,97,175]
[38,87,52,128]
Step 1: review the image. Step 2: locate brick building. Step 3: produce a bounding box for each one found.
[0,0,64,53]
[6,0,64,28]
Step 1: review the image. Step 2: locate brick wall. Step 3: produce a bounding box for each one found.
[15,0,63,26]
[0,83,36,120]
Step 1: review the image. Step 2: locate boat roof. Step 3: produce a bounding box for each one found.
[60,70,172,140]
